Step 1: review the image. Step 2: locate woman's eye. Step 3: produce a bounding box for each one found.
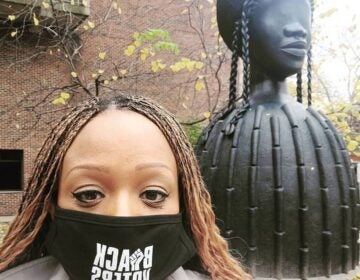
[140,189,169,206]
[72,189,105,205]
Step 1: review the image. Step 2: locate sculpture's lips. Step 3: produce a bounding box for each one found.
[281,41,307,57]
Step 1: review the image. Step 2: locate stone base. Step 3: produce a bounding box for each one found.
[255,267,359,280]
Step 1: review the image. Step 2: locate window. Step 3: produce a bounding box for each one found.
[0,149,23,191]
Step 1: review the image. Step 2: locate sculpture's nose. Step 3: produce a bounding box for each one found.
[284,22,307,39]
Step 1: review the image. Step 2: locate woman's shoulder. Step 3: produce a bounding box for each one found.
[0,257,209,280]
[0,256,69,280]
[167,267,210,280]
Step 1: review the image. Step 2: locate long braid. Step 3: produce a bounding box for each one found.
[228,20,242,109]
[0,102,99,270]
[307,0,314,107]
[241,0,252,103]
[297,72,303,103]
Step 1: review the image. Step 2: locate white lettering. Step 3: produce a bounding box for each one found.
[122,272,132,280]
[106,246,119,271]
[102,270,113,280]
[118,249,130,272]
[143,269,150,280]
[114,272,122,280]
[143,246,153,269]
[132,271,142,280]
[90,266,101,280]
[93,243,107,268]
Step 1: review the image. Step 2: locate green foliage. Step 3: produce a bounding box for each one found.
[153,41,180,55]
[322,99,360,158]
[183,123,204,147]
[139,29,171,42]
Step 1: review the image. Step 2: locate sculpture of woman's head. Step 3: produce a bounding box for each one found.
[217,0,314,104]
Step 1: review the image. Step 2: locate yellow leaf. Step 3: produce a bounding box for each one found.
[133,32,139,39]
[320,8,337,18]
[88,21,95,29]
[118,7,122,15]
[134,40,141,47]
[42,1,49,8]
[60,92,70,99]
[104,80,110,85]
[120,69,127,75]
[201,52,207,59]
[83,25,89,31]
[112,76,118,81]
[52,98,66,105]
[10,30,17,37]
[170,64,181,72]
[112,2,118,9]
[151,61,159,73]
[124,45,136,56]
[347,141,358,152]
[98,52,106,60]
[33,13,39,26]
[195,61,204,69]
[186,61,195,72]
[98,69,104,74]
[203,111,211,119]
[8,15,16,21]
[140,48,150,61]
[91,73,98,78]
[195,81,205,91]
[70,71,77,78]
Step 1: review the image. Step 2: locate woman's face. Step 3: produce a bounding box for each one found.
[249,0,311,79]
[57,109,179,216]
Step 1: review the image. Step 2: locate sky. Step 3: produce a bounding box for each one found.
[313,0,360,100]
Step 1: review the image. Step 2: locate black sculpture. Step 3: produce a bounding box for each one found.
[196,0,360,278]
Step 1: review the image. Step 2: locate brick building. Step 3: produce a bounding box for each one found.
[0,0,224,215]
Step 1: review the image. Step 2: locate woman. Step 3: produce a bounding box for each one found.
[0,94,249,279]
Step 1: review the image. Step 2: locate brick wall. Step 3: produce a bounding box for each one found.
[0,0,220,215]
[0,192,22,216]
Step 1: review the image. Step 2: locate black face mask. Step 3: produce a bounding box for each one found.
[45,208,196,280]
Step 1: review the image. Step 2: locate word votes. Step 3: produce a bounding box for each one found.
[91,243,153,280]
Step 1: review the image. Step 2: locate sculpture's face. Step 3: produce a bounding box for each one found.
[249,0,311,79]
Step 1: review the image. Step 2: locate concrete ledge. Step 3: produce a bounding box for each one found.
[0,216,15,223]
[255,267,359,279]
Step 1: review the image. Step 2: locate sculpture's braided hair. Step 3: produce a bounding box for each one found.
[241,0,252,104]
[307,0,314,106]
[297,72,303,103]
[228,0,256,109]
[229,20,242,109]
[0,94,250,280]
[297,0,314,106]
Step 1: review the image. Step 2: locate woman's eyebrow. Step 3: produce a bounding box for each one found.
[135,162,172,171]
[66,164,110,176]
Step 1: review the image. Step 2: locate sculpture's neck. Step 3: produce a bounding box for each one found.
[248,66,293,106]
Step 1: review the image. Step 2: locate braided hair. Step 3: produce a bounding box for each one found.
[296,0,314,106]
[0,94,250,280]
[228,0,258,109]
